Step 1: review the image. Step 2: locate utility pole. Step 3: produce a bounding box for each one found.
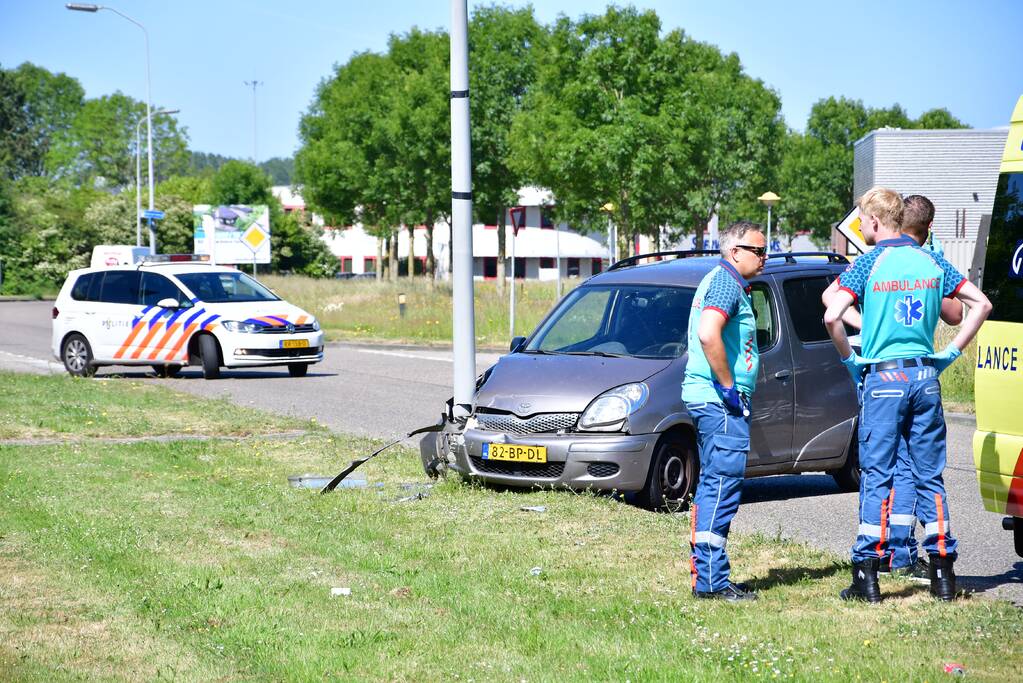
[450,0,476,420]
[244,79,263,164]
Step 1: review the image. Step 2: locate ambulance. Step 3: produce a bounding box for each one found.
[973,95,1023,556]
[51,254,324,379]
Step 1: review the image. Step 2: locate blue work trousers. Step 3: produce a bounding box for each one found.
[853,363,957,563]
[886,437,920,570]
[685,401,750,593]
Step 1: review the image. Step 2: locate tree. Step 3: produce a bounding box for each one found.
[783,97,971,243]
[49,93,188,188]
[209,160,272,205]
[384,28,451,278]
[915,107,968,130]
[0,68,33,181]
[296,50,400,277]
[776,132,850,243]
[260,156,294,185]
[8,62,85,179]
[469,5,545,291]
[510,7,783,252]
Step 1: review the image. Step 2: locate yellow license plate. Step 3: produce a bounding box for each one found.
[281,339,309,349]
[482,443,547,463]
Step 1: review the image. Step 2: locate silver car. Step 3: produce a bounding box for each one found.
[421,252,860,509]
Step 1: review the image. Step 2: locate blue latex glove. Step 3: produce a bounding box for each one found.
[841,352,870,386]
[927,233,945,257]
[713,379,745,415]
[930,342,961,375]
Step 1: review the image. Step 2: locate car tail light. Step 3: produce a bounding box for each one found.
[52,306,59,319]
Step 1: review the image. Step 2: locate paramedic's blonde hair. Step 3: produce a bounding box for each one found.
[858,187,904,231]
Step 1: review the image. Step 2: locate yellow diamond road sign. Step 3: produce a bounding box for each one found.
[241,225,268,251]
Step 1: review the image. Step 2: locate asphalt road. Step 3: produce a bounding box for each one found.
[3,299,1021,604]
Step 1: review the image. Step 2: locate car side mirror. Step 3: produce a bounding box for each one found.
[156,297,180,309]
[510,336,526,353]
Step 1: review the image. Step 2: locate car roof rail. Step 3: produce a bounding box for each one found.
[766,252,849,265]
[608,249,719,271]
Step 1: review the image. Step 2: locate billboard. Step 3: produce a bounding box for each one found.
[193,204,271,265]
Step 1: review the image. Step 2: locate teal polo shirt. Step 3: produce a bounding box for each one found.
[682,260,760,403]
[838,235,966,361]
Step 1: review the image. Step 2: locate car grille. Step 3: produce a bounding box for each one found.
[259,323,317,334]
[586,462,620,478]
[238,346,322,358]
[475,412,578,435]
[469,456,565,479]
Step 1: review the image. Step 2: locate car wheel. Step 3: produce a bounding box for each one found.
[62,333,97,378]
[640,432,699,512]
[287,362,310,377]
[1014,517,1023,558]
[198,334,221,380]
[830,434,861,493]
[153,364,182,378]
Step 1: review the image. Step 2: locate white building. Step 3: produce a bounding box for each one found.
[274,186,609,280]
[853,128,1007,241]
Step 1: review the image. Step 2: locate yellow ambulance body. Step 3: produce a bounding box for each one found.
[972,94,1023,556]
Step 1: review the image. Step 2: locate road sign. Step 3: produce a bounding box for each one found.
[835,206,868,254]
[241,224,269,252]
[143,209,165,220]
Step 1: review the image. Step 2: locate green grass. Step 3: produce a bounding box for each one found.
[261,275,578,349]
[1,375,1018,681]
[0,371,311,440]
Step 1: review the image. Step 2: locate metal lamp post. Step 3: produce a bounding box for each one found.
[758,191,780,253]
[135,108,178,247]
[67,3,157,252]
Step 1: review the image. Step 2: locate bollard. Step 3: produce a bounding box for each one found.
[398,292,407,318]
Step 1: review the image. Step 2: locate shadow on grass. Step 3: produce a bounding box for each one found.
[747,561,847,591]
[959,561,1023,598]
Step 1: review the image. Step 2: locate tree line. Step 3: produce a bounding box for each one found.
[296,4,967,286]
[1,4,968,294]
[0,63,330,295]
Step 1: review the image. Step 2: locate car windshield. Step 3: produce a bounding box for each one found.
[525,284,695,359]
[176,271,280,303]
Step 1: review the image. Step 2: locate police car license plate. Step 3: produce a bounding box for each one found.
[281,339,309,349]
[482,443,547,463]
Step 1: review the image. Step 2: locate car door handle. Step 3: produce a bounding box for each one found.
[773,370,791,380]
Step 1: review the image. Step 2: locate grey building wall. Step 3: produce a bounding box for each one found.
[852,128,1007,241]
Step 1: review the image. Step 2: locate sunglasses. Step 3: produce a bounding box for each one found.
[735,244,768,258]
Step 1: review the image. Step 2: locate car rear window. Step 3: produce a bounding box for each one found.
[98,271,141,305]
[71,273,100,301]
[782,276,831,343]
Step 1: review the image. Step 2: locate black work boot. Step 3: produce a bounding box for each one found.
[840,559,881,603]
[928,554,957,601]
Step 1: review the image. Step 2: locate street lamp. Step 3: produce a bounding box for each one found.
[758,191,780,253]
[67,3,157,252]
[136,109,178,247]
[601,202,616,264]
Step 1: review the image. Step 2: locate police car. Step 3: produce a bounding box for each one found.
[51,254,324,379]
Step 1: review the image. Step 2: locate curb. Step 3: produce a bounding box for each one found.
[945,412,976,427]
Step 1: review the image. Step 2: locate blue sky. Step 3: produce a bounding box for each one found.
[3,1,1021,162]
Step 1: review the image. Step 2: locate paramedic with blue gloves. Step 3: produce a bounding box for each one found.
[682,221,767,602]
[824,188,991,603]
[822,195,964,578]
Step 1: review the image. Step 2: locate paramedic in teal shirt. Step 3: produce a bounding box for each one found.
[824,187,991,603]
[682,220,767,602]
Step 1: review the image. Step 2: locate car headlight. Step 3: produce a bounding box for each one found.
[222,320,261,333]
[579,382,649,431]
[312,318,320,331]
